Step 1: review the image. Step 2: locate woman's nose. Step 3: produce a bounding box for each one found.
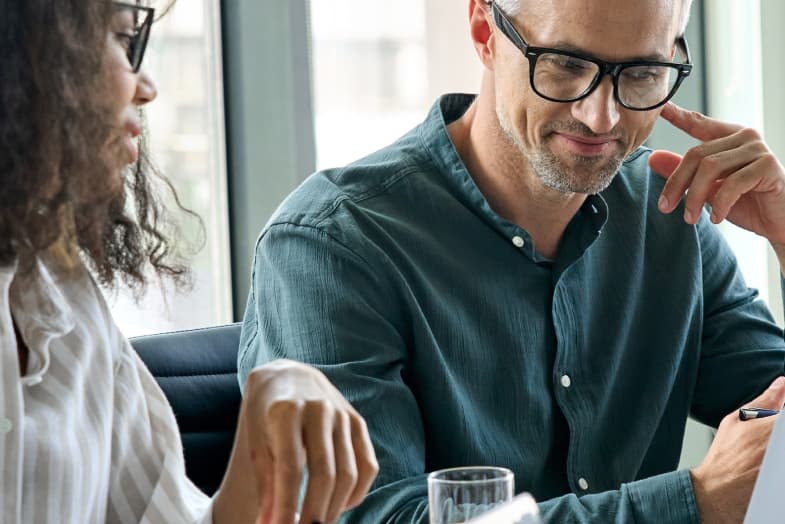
[134,69,158,106]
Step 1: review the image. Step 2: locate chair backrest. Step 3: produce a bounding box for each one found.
[130,323,242,496]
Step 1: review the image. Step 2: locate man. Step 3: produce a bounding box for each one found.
[238,0,785,521]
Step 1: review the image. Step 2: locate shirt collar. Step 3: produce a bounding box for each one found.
[5,256,76,383]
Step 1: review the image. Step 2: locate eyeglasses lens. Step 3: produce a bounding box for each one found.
[113,3,152,72]
[532,54,681,110]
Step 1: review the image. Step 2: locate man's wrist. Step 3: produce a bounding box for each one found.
[689,467,711,523]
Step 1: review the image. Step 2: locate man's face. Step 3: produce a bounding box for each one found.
[492,0,681,194]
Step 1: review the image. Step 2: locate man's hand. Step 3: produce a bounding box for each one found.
[690,376,785,524]
[649,103,785,246]
[214,359,379,524]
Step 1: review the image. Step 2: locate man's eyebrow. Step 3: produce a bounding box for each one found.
[542,41,671,62]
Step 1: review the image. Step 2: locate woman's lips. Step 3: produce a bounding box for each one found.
[551,132,618,156]
[123,120,141,163]
[125,120,141,138]
[124,135,138,162]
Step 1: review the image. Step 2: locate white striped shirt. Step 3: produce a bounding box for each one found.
[0,257,213,524]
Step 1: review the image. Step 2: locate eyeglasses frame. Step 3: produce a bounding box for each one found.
[113,2,155,73]
[487,0,693,111]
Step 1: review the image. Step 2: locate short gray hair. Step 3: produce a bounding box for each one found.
[490,0,694,35]
[492,0,521,15]
[678,0,694,35]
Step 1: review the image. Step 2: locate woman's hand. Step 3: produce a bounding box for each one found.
[214,360,378,524]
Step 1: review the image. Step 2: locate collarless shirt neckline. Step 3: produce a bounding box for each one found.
[417,94,610,268]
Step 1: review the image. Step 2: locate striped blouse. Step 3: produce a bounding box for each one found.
[0,257,213,524]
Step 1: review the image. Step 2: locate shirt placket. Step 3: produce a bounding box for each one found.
[551,195,608,496]
[552,274,594,494]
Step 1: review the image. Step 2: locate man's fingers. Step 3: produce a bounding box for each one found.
[655,131,762,216]
[660,102,744,142]
[298,401,336,524]
[708,159,770,223]
[682,144,762,224]
[745,376,785,411]
[649,150,683,181]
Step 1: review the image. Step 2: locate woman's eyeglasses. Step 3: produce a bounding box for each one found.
[113,2,155,73]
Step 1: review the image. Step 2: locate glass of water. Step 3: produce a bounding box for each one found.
[428,466,514,524]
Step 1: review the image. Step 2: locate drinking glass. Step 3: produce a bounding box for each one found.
[428,466,514,524]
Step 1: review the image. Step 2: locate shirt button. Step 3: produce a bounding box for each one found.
[578,477,590,491]
[512,236,525,248]
[0,418,13,433]
[560,374,572,388]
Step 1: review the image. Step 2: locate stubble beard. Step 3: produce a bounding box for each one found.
[495,101,627,195]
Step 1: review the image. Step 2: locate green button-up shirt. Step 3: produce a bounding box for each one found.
[238,94,785,523]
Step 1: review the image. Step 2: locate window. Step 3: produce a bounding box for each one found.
[705,0,783,324]
[106,0,232,337]
[309,0,481,170]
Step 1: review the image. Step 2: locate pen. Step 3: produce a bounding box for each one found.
[739,407,780,421]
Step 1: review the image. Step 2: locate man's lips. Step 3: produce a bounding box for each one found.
[553,132,618,145]
[551,132,619,155]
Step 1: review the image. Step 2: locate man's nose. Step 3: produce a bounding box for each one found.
[570,76,620,135]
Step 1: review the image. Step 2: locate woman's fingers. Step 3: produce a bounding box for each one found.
[324,410,358,523]
[266,401,307,524]
[299,400,337,524]
[242,362,378,523]
[255,446,275,523]
[345,412,379,509]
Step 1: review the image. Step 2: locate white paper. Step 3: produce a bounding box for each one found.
[465,492,541,524]
[745,413,785,523]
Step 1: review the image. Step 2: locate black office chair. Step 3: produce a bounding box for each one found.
[130,323,242,496]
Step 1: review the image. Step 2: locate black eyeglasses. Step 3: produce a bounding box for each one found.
[113,2,155,73]
[488,1,693,111]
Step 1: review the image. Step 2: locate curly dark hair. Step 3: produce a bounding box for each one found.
[0,0,198,294]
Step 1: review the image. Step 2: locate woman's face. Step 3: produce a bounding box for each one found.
[106,5,157,167]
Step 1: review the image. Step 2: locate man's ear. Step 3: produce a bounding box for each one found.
[469,0,495,70]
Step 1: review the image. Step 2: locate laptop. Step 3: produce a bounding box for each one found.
[744,412,785,523]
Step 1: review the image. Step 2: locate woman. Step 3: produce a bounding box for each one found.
[0,1,378,523]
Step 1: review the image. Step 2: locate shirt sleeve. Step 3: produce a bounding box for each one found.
[690,213,785,427]
[238,222,433,523]
[237,223,704,524]
[106,341,214,524]
[537,470,698,523]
